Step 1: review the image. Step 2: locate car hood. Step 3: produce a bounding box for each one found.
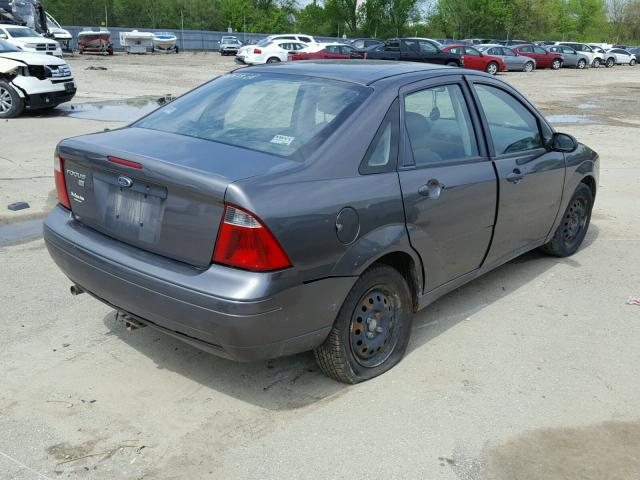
[49,28,72,39]
[0,51,66,66]
[10,36,59,45]
[0,57,21,75]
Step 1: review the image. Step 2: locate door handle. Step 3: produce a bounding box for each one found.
[418,179,445,199]
[507,168,525,184]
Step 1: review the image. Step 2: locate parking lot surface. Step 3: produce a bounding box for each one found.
[1,53,639,479]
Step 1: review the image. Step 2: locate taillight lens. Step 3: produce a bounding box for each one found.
[213,205,292,272]
[54,154,71,210]
[253,48,262,54]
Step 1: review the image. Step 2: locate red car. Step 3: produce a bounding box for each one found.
[442,45,506,75]
[512,45,563,69]
[290,44,355,61]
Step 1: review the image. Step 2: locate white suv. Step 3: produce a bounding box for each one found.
[0,39,75,118]
[0,24,62,57]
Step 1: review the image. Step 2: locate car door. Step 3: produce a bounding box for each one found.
[463,46,485,70]
[400,39,422,62]
[532,46,552,67]
[418,40,442,64]
[500,47,520,70]
[467,78,565,266]
[397,76,497,290]
[518,45,539,65]
[338,45,354,59]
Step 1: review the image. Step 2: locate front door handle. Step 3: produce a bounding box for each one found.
[418,179,445,199]
[507,168,525,184]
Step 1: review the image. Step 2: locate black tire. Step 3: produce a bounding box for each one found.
[446,61,460,67]
[266,57,280,63]
[0,80,25,119]
[541,183,593,257]
[577,59,586,69]
[606,57,615,68]
[486,61,499,75]
[551,59,562,70]
[523,61,534,72]
[592,58,601,68]
[314,265,413,384]
[631,59,636,66]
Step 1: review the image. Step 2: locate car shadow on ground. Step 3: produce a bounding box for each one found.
[102,223,599,411]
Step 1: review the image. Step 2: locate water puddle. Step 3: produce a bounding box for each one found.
[0,219,43,247]
[38,96,174,123]
[546,114,596,124]
[576,103,601,110]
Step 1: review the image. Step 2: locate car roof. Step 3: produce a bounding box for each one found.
[239,60,457,86]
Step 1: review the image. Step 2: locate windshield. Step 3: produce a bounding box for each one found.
[135,72,371,159]
[6,27,40,38]
[0,39,20,53]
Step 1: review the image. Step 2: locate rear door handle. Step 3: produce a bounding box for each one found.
[507,168,525,184]
[418,179,445,199]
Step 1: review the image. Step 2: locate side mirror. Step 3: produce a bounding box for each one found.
[0,33,7,39]
[551,132,578,152]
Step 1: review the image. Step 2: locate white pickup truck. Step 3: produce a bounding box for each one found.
[0,38,75,118]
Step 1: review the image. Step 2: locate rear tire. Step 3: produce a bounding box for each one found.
[446,61,460,67]
[592,58,601,68]
[577,59,586,69]
[631,59,636,66]
[0,80,25,119]
[266,57,280,63]
[486,61,499,75]
[541,183,593,257]
[524,61,534,72]
[314,265,413,384]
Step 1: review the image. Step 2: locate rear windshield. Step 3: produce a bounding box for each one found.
[135,72,370,159]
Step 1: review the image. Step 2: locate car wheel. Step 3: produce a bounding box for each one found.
[577,59,586,69]
[446,61,460,67]
[523,61,534,72]
[592,58,601,68]
[631,59,636,66]
[486,61,499,75]
[314,265,413,384]
[0,80,25,119]
[266,57,281,63]
[551,59,562,70]
[606,58,615,68]
[541,183,593,257]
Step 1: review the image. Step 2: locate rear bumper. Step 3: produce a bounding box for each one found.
[44,206,355,362]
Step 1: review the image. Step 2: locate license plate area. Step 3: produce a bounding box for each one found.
[64,82,75,93]
[94,171,167,244]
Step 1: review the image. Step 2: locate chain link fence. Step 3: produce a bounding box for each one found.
[63,26,343,52]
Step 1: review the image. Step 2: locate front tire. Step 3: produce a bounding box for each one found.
[592,58,601,68]
[314,265,413,384]
[551,59,562,70]
[0,80,25,119]
[523,61,534,72]
[541,183,593,257]
[446,61,460,67]
[577,59,587,69]
[486,61,499,75]
[266,57,281,64]
[631,59,636,66]
[606,57,615,68]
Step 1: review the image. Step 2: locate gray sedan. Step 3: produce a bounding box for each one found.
[477,44,536,72]
[44,61,599,383]
[548,45,590,69]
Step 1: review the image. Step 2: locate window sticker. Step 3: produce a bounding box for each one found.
[270,134,295,146]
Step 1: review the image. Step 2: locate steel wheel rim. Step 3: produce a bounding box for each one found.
[350,286,400,368]
[0,87,12,113]
[563,197,588,247]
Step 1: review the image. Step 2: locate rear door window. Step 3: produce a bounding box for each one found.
[404,84,479,165]
[533,47,547,54]
[473,84,543,155]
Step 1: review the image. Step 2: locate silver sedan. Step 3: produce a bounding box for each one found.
[477,44,536,72]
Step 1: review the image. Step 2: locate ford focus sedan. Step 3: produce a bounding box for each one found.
[45,61,598,383]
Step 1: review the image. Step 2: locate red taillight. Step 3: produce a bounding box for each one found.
[54,154,71,210]
[253,48,262,54]
[213,204,292,272]
[107,156,143,169]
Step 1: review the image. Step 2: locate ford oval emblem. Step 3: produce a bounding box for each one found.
[117,176,133,188]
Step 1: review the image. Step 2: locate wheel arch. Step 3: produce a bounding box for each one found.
[581,174,597,200]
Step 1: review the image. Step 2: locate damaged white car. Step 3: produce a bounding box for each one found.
[0,38,75,118]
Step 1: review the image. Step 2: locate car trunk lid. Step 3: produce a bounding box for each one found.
[58,127,295,268]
